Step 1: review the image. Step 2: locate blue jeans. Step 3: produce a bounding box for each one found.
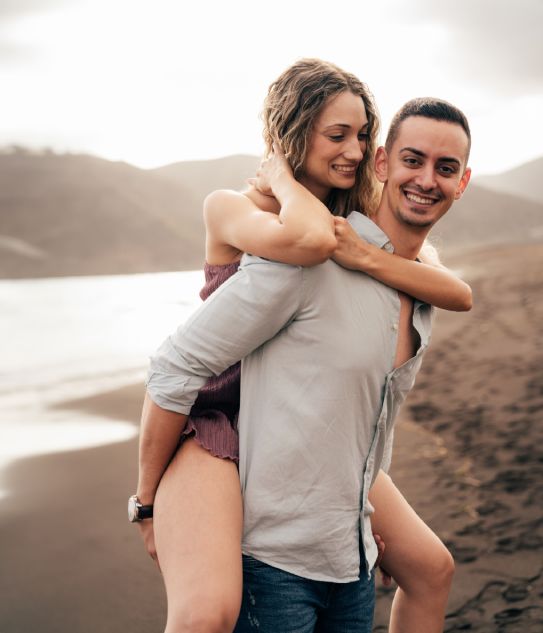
[234,555,375,633]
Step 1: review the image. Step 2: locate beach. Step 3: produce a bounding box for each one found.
[1,242,541,632]
[375,242,543,631]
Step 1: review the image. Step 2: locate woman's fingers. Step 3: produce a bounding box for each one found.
[272,140,285,156]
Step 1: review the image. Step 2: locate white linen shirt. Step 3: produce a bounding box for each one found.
[147,212,433,582]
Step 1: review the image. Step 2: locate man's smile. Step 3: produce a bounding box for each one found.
[402,188,441,207]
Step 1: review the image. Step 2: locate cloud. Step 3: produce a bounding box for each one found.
[0,0,76,63]
[392,0,543,95]
[0,41,35,61]
[0,0,73,19]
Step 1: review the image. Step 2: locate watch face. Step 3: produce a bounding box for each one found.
[128,495,139,522]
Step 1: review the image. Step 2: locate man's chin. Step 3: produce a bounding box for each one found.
[396,209,435,229]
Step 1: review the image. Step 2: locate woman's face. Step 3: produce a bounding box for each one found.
[299,91,369,201]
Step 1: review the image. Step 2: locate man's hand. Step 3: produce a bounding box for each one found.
[248,143,293,196]
[137,519,160,570]
[331,217,373,271]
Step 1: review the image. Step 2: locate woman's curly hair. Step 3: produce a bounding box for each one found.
[262,58,381,217]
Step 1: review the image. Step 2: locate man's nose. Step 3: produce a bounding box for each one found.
[415,165,437,191]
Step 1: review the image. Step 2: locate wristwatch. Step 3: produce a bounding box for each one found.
[128,495,154,522]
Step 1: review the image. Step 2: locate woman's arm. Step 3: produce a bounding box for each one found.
[204,147,337,266]
[332,217,472,311]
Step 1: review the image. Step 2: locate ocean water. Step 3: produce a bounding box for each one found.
[0,270,204,495]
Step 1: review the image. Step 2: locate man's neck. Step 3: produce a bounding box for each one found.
[372,209,430,260]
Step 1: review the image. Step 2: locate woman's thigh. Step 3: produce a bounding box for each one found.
[154,437,243,613]
[369,470,452,589]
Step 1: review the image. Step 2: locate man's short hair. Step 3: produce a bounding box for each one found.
[385,97,471,162]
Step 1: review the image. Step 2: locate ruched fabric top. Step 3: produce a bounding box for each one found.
[180,261,241,462]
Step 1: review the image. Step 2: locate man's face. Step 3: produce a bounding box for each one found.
[376,116,471,230]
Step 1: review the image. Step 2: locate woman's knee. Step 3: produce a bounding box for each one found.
[166,598,239,633]
[402,541,455,595]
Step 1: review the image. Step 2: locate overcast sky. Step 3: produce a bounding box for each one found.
[1,0,542,175]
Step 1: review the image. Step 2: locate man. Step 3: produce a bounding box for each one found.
[134,98,471,632]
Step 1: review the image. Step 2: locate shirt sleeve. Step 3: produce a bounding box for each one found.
[146,255,304,414]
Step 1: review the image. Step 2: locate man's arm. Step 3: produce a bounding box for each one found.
[137,257,304,520]
[146,257,303,411]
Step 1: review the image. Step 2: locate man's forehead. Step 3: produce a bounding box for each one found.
[393,116,469,163]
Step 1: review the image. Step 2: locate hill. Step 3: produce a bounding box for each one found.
[0,149,541,278]
[152,154,260,207]
[0,150,206,278]
[476,157,543,205]
[431,182,543,257]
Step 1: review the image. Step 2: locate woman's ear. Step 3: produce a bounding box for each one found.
[374,146,388,183]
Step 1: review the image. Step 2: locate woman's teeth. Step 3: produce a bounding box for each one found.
[333,165,356,174]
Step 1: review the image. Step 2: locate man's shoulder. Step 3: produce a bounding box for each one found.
[240,253,301,270]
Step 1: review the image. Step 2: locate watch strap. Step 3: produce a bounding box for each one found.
[138,503,154,520]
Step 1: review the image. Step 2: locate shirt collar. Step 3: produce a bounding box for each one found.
[346,212,432,317]
[346,211,394,253]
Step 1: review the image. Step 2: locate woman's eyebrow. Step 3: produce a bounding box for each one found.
[323,122,369,131]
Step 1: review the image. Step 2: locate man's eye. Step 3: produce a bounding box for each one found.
[404,157,419,166]
[439,165,457,176]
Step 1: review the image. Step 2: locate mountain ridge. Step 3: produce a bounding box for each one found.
[1,149,541,278]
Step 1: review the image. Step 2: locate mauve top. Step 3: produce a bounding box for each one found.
[181,260,241,462]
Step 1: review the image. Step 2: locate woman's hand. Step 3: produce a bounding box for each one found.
[138,519,160,570]
[250,143,294,196]
[331,216,374,271]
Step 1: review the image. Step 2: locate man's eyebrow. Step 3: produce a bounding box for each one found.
[400,147,461,166]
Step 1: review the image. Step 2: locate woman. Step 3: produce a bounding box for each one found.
[138,59,470,633]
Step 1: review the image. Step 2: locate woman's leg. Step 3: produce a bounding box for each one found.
[154,438,243,633]
[369,470,455,633]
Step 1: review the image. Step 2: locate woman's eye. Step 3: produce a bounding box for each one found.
[329,135,344,142]
[358,133,368,141]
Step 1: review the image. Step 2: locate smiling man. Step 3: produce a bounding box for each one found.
[140,97,472,633]
[375,98,471,252]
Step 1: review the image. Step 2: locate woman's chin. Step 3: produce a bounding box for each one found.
[332,178,356,191]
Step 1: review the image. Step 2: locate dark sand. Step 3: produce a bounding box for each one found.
[375,243,543,631]
[1,243,542,632]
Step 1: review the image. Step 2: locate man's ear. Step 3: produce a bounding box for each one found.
[374,146,388,183]
[454,166,471,200]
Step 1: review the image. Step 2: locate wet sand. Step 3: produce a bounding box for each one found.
[1,243,542,632]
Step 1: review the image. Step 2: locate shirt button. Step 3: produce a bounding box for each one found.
[392,323,398,331]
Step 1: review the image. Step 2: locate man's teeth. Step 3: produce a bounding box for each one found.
[405,192,434,205]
